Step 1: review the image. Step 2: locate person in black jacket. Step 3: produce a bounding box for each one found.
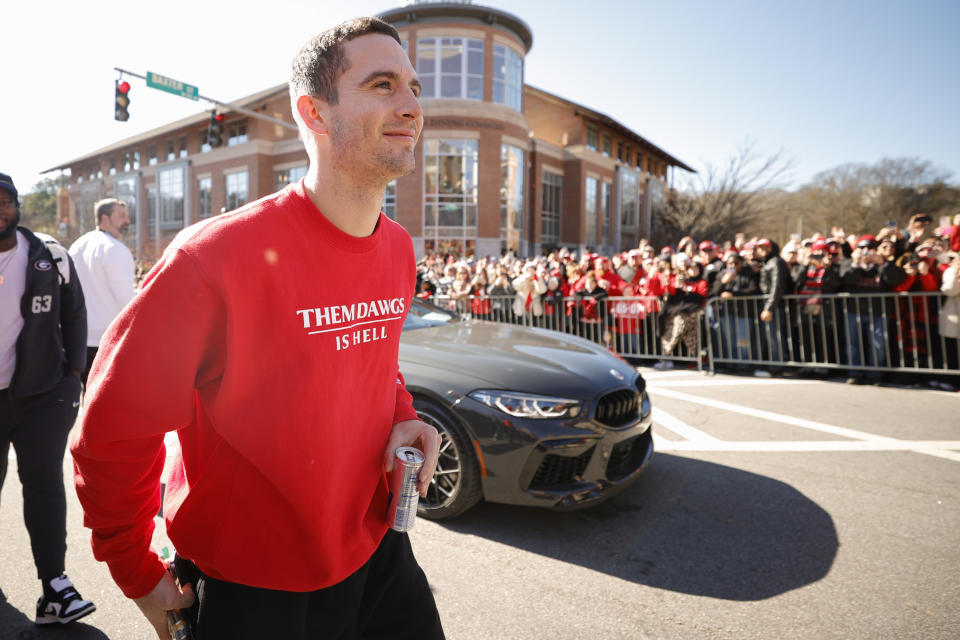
[0,172,94,625]
[839,234,906,384]
[712,251,760,362]
[793,239,843,364]
[756,238,791,366]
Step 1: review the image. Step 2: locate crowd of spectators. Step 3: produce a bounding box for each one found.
[416,213,960,386]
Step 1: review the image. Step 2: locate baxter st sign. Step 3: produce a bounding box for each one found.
[146,71,199,101]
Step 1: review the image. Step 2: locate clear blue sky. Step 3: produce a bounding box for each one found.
[4,0,958,193]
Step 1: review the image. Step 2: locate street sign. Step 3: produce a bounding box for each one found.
[146,71,199,101]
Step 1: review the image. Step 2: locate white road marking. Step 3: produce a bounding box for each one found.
[650,378,819,388]
[649,386,902,443]
[647,385,960,462]
[653,408,720,442]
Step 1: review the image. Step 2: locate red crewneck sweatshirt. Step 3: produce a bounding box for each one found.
[70,180,419,598]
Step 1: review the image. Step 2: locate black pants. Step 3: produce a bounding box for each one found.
[82,346,98,385]
[0,373,82,579]
[175,529,445,640]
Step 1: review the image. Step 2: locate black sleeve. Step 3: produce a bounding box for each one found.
[60,253,88,373]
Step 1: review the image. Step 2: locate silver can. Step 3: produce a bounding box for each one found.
[387,446,424,532]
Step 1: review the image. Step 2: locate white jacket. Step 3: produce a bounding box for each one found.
[69,230,136,347]
[512,273,548,316]
[939,263,960,339]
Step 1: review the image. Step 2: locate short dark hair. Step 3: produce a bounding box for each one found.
[94,198,126,223]
[290,17,401,107]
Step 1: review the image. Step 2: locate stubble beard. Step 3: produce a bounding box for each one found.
[0,208,21,241]
[329,118,416,190]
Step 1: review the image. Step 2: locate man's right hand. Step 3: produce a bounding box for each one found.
[134,571,196,639]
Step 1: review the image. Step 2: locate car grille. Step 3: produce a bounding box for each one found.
[606,433,649,481]
[529,446,594,489]
[594,388,640,427]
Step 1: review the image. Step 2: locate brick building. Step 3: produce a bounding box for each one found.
[46,1,692,262]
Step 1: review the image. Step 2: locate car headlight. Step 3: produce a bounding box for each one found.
[640,391,651,418]
[468,390,582,419]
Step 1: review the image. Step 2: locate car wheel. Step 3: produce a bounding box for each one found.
[413,396,483,520]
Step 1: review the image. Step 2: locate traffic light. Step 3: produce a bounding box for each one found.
[114,80,131,121]
[208,111,225,148]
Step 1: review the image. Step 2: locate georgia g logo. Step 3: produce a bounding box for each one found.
[34,259,53,271]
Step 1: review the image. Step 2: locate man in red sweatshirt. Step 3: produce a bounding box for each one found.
[69,17,443,640]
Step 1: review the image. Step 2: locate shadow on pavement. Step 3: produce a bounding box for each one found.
[0,589,109,640]
[439,453,838,601]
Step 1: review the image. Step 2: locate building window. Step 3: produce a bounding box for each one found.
[225,170,249,211]
[586,124,598,151]
[500,145,525,253]
[382,180,397,220]
[423,138,478,258]
[122,152,132,173]
[96,165,103,179]
[602,133,611,158]
[164,140,175,162]
[109,157,117,176]
[114,175,138,236]
[493,44,522,111]
[636,152,642,169]
[625,146,632,166]
[157,165,185,229]
[133,150,141,170]
[585,177,598,247]
[227,120,249,146]
[617,142,623,162]
[541,171,562,247]
[417,37,483,100]
[274,165,307,191]
[619,168,640,228]
[200,129,211,153]
[600,181,611,249]
[197,177,212,219]
[146,185,157,230]
[178,135,188,159]
[88,166,95,180]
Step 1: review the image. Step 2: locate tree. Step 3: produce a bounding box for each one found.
[20,176,68,236]
[797,158,957,235]
[653,140,794,247]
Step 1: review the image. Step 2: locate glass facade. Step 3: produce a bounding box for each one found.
[600,181,611,249]
[493,44,523,111]
[500,145,525,253]
[157,165,185,229]
[197,177,212,219]
[382,180,397,220]
[619,168,640,228]
[274,165,307,191]
[114,175,138,243]
[227,120,249,146]
[417,37,483,100]
[585,176,598,247]
[423,139,478,257]
[226,171,249,211]
[541,171,562,247]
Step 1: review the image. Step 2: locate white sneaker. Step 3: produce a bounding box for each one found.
[653,361,674,371]
[35,574,96,625]
[753,369,772,378]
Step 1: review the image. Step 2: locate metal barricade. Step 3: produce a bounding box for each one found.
[426,290,959,377]
[704,292,959,377]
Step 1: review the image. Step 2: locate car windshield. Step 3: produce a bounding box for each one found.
[404,298,457,331]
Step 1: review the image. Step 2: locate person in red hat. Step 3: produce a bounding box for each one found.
[793,239,842,364]
[697,241,724,290]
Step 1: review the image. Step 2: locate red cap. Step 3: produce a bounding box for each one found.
[757,238,772,248]
[856,234,877,248]
[811,240,828,252]
[660,246,674,255]
[698,240,716,251]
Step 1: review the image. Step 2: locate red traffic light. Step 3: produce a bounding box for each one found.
[117,81,131,94]
[215,113,224,122]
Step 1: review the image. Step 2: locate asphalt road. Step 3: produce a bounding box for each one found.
[2,369,958,639]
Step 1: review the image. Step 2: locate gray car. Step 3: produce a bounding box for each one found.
[401,299,654,520]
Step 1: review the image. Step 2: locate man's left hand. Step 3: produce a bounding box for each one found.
[384,420,441,497]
